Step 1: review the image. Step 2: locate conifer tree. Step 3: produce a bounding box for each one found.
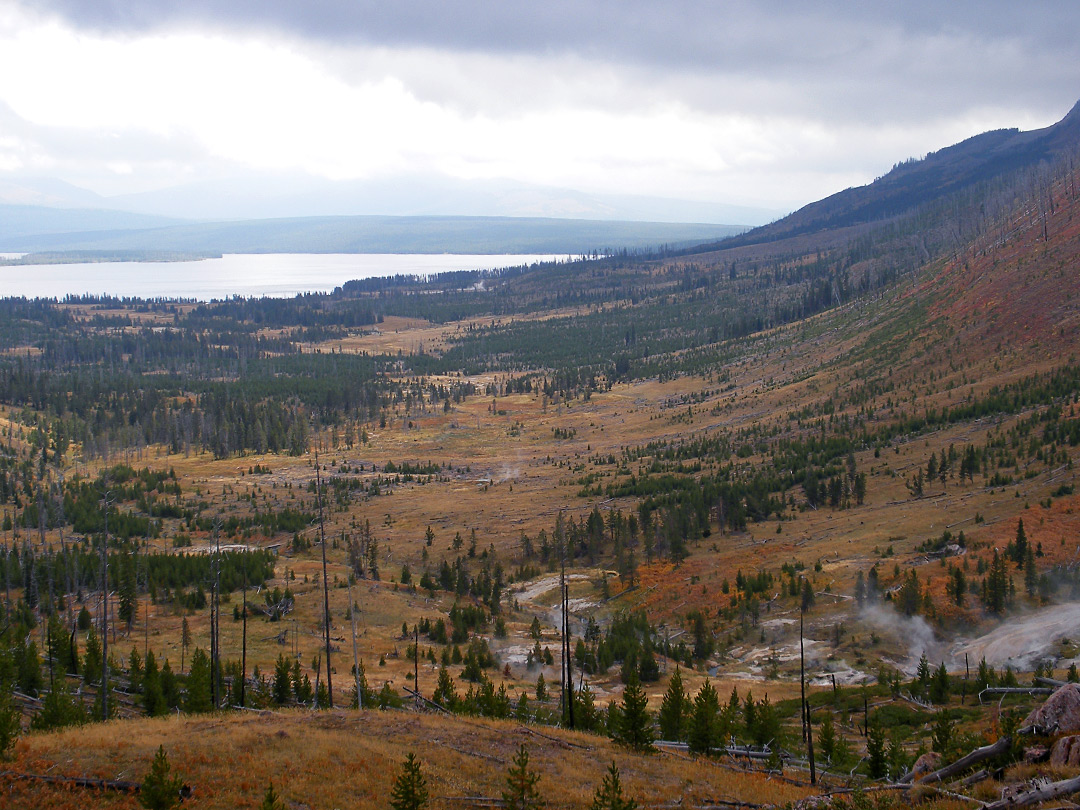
[931,710,954,757]
[886,730,908,778]
[658,666,690,742]
[160,660,181,709]
[143,650,165,717]
[800,578,815,612]
[817,711,837,762]
[865,722,887,779]
[914,653,931,695]
[929,662,950,704]
[389,752,429,810]
[30,678,88,731]
[590,761,637,810]
[1024,546,1038,598]
[273,653,292,705]
[1013,519,1028,565]
[614,669,653,751]
[129,646,144,694]
[260,782,285,810]
[85,630,103,683]
[749,694,780,748]
[687,679,721,755]
[184,648,212,713]
[139,745,184,810]
[0,689,19,761]
[502,745,543,810]
[577,683,601,732]
[350,659,376,709]
[984,550,1009,614]
[16,639,43,697]
[47,614,74,675]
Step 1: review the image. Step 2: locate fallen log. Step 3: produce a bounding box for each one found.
[1034,677,1068,688]
[653,741,774,761]
[0,771,140,792]
[0,769,192,800]
[401,686,451,715]
[899,735,1011,785]
[979,688,1053,702]
[441,798,505,807]
[517,724,593,751]
[655,802,764,810]
[983,774,1080,810]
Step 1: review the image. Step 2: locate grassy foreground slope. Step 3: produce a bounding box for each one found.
[4,710,809,809]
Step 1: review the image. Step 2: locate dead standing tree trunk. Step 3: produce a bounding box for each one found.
[316,452,333,707]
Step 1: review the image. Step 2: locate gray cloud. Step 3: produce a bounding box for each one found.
[6,1,1080,209]
[18,1,1080,126]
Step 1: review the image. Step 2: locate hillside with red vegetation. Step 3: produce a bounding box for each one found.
[925,165,1080,355]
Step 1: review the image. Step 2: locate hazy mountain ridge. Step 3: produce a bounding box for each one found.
[0,204,185,243]
[0,171,777,257]
[705,98,1080,249]
[0,214,745,256]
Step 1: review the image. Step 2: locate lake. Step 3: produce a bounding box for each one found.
[0,253,566,301]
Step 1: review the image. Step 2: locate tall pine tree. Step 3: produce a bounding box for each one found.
[658,667,690,742]
[688,679,721,756]
[614,670,653,751]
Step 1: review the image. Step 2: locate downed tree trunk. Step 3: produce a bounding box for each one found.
[899,735,1012,784]
[1034,677,1068,688]
[0,770,192,800]
[960,769,991,787]
[979,688,1053,702]
[983,773,1080,810]
[401,686,451,715]
[0,771,140,792]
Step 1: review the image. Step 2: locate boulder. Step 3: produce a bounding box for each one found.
[1024,744,1049,764]
[909,751,943,782]
[1050,735,1080,768]
[1023,683,1080,734]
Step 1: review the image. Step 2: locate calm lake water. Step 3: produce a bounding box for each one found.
[0,253,565,301]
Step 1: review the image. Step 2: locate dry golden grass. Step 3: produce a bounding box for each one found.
[4,709,814,809]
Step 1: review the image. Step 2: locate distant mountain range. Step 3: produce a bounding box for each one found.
[0,210,746,256]
[0,173,783,225]
[0,172,773,256]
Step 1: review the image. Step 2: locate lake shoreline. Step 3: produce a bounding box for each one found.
[0,252,567,302]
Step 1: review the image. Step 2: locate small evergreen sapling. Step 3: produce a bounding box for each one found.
[390,752,429,810]
[502,745,543,810]
[260,782,285,810]
[139,745,184,810]
[591,761,637,810]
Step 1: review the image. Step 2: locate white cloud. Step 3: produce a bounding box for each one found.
[0,3,1075,210]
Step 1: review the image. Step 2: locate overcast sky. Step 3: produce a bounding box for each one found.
[1,1,1078,213]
